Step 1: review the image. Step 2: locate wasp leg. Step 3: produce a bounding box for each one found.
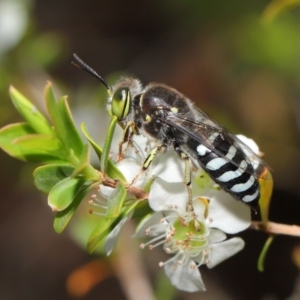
[129,144,167,187]
[176,149,201,231]
[118,121,137,161]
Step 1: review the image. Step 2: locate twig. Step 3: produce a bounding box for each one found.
[250,221,300,237]
[102,177,149,200]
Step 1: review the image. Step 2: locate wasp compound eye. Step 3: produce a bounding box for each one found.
[112,88,131,120]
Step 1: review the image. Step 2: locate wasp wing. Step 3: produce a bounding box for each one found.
[163,105,270,179]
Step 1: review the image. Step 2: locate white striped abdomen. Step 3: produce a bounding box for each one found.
[186,133,260,203]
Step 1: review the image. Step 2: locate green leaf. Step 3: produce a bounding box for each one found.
[81,122,103,160]
[105,182,126,218]
[0,122,67,162]
[259,169,273,225]
[81,122,126,182]
[56,96,84,156]
[0,122,35,160]
[131,200,151,219]
[9,86,53,135]
[258,235,275,272]
[48,176,87,211]
[71,144,90,177]
[45,81,58,121]
[101,116,118,174]
[14,133,69,161]
[87,217,115,254]
[54,184,93,233]
[123,200,140,217]
[33,164,75,193]
[87,201,139,254]
[45,83,84,157]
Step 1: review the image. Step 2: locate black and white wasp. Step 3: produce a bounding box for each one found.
[73,54,271,207]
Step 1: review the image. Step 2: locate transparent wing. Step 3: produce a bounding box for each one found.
[163,106,271,179]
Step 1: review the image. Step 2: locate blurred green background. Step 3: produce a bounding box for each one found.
[1,0,300,299]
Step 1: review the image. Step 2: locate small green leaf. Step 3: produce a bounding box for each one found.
[14,134,69,161]
[101,116,118,174]
[87,217,115,254]
[131,200,151,219]
[34,164,75,193]
[9,86,53,135]
[71,144,90,177]
[0,122,35,160]
[81,122,103,160]
[56,96,84,156]
[87,202,139,254]
[45,83,84,156]
[54,184,93,233]
[123,199,140,217]
[81,122,126,182]
[105,182,126,218]
[259,169,273,225]
[0,122,67,162]
[45,82,58,121]
[258,235,275,272]
[48,176,87,211]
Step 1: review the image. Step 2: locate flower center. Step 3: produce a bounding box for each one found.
[140,212,211,268]
[166,216,209,257]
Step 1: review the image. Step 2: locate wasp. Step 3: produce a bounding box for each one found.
[72,53,272,208]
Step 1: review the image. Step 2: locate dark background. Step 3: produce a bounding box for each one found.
[0,0,300,299]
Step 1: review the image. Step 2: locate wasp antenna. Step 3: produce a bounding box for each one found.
[72,53,111,90]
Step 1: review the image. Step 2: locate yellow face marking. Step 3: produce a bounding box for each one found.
[145,114,151,122]
[171,107,179,113]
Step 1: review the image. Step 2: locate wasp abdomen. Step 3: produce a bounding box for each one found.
[186,133,260,203]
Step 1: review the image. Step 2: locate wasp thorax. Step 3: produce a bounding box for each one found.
[111,88,131,120]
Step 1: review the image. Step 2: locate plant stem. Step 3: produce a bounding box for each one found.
[250,221,300,237]
[103,177,149,200]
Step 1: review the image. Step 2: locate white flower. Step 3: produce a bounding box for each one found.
[135,196,247,292]
[95,133,259,291]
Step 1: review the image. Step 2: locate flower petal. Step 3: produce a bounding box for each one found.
[104,210,133,256]
[149,178,188,212]
[236,134,261,169]
[236,134,259,155]
[208,228,227,243]
[133,212,166,238]
[116,159,145,185]
[207,237,245,269]
[151,151,184,182]
[164,259,206,292]
[192,197,207,218]
[99,185,114,199]
[207,191,251,234]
